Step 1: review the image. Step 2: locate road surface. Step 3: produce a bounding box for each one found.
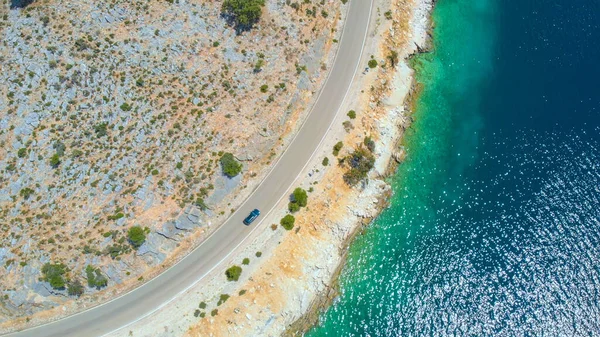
[8,1,373,335]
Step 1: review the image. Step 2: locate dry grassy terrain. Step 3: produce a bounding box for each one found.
[0,0,342,320]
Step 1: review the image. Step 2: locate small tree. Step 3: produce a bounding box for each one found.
[280,214,295,231]
[322,157,329,166]
[220,153,243,177]
[225,265,242,281]
[221,0,265,32]
[127,226,146,248]
[347,110,356,119]
[292,187,308,207]
[368,59,378,69]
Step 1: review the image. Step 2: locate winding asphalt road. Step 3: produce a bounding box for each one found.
[8,0,373,335]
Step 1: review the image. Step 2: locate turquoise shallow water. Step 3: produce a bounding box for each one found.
[308,0,600,335]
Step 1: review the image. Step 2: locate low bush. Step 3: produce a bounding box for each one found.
[67,279,84,297]
[280,214,295,231]
[41,263,67,290]
[343,147,375,186]
[333,141,343,156]
[225,265,242,281]
[127,226,146,248]
[217,294,230,306]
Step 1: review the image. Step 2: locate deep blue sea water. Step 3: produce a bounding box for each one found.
[307,0,600,335]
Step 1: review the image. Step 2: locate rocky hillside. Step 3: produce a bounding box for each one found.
[0,0,342,321]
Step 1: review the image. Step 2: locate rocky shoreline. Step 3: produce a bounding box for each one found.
[181,0,435,335]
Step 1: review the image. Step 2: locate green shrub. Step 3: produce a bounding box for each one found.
[72,149,84,158]
[41,263,67,290]
[127,226,146,248]
[343,147,375,186]
[195,197,207,210]
[347,110,356,119]
[225,265,242,281]
[220,153,242,177]
[19,188,34,200]
[86,265,108,289]
[260,84,268,93]
[368,59,378,68]
[288,202,300,213]
[280,214,295,230]
[322,157,329,166]
[50,153,61,168]
[242,258,250,265]
[120,103,132,111]
[94,122,108,137]
[254,59,265,73]
[221,0,265,32]
[333,141,343,156]
[211,309,218,316]
[255,251,262,257]
[364,136,376,152]
[17,148,27,158]
[217,294,230,306]
[199,301,207,309]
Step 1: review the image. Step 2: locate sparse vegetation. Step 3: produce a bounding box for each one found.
[67,279,84,297]
[343,147,375,186]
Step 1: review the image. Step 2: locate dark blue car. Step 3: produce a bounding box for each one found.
[243,209,261,225]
